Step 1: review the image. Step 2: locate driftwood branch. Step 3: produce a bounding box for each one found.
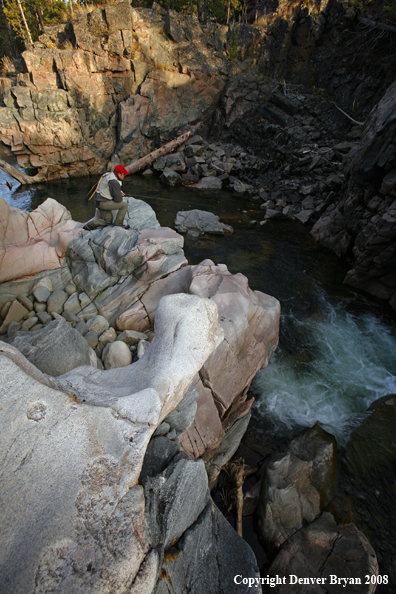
[125,131,191,174]
[359,17,396,35]
[0,157,45,185]
[332,102,365,126]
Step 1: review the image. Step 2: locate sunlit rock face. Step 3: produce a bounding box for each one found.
[0,4,228,180]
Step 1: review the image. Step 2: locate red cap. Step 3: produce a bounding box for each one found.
[114,164,129,175]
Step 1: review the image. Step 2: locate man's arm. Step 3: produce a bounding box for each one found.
[108,179,124,202]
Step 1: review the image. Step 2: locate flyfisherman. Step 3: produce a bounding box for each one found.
[94,165,130,228]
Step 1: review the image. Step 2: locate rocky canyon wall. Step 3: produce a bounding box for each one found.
[311,79,396,311]
[1,0,395,182]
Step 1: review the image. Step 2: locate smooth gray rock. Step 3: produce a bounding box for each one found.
[17,295,33,311]
[51,312,64,320]
[63,292,81,315]
[124,197,161,231]
[62,310,80,323]
[32,286,51,303]
[0,287,231,594]
[153,421,171,437]
[46,290,68,314]
[144,457,210,551]
[139,435,181,482]
[116,330,148,346]
[0,355,153,594]
[165,381,199,436]
[195,176,222,190]
[36,311,53,325]
[174,209,227,235]
[154,500,262,594]
[103,340,132,369]
[34,302,47,313]
[75,320,89,336]
[7,319,95,376]
[86,314,109,336]
[65,283,77,295]
[137,339,150,359]
[21,316,38,330]
[84,330,99,350]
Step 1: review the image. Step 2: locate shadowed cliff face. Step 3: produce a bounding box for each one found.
[311,79,396,311]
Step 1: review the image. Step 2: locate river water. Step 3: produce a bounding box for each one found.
[1,156,396,447]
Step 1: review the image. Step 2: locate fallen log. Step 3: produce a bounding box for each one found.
[0,131,191,186]
[125,130,191,173]
[0,158,45,185]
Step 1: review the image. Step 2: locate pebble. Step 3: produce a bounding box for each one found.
[34,302,47,313]
[37,312,53,325]
[17,296,33,311]
[62,310,80,323]
[21,317,38,330]
[85,330,99,349]
[33,286,51,303]
[7,321,21,336]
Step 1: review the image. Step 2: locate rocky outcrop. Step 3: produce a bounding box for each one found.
[0,5,228,180]
[258,425,337,552]
[2,0,393,185]
[268,512,378,594]
[0,291,229,594]
[0,196,82,283]
[255,425,378,593]
[338,396,396,591]
[0,193,277,593]
[115,258,280,479]
[0,196,280,473]
[311,79,396,311]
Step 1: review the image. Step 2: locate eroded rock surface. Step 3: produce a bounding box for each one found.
[0,196,82,283]
[0,292,223,594]
[116,258,280,472]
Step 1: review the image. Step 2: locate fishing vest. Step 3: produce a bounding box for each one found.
[97,172,122,201]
